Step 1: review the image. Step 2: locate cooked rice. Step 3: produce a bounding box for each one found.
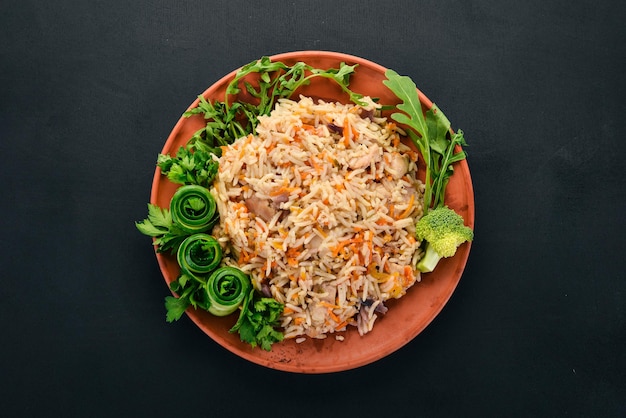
[211,95,424,340]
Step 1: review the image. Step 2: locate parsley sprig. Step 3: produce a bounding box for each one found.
[135,204,188,254]
[157,145,218,188]
[230,288,284,351]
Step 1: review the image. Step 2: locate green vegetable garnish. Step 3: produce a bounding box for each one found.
[383,70,472,272]
[230,288,284,351]
[165,237,239,322]
[169,185,219,234]
[205,267,251,317]
[177,233,222,279]
[415,206,474,273]
[135,204,188,254]
[157,145,218,188]
[183,56,365,155]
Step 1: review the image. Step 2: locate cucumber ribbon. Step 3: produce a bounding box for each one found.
[205,267,251,316]
[177,233,223,280]
[170,184,219,233]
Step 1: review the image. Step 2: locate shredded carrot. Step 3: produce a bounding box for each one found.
[286,246,302,259]
[328,309,341,324]
[396,193,416,219]
[331,236,363,257]
[315,227,327,238]
[238,137,252,158]
[293,317,305,325]
[392,133,400,148]
[232,202,248,212]
[367,263,394,282]
[318,301,339,310]
[343,116,351,146]
[238,249,250,264]
[403,266,415,286]
[404,265,413,278]
[334,320,348,330]
[255,219,267,232]
[309,157,323,173]
[265,141,276,153]
[270,185,296,197]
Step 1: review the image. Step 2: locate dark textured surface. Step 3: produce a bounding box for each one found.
[1,0,624,416]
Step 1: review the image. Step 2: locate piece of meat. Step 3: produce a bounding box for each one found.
[244,195,276,222]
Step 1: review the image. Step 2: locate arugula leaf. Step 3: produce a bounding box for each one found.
[383,70,428,138]
[183,57,366,155]
[383,69,468,213]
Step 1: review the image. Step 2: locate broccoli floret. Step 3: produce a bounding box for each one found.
[415,206,473,273]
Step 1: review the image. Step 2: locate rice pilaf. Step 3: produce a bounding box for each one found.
[211,95,424,340]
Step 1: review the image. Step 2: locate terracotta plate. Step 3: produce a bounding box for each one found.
[150,51,474,373]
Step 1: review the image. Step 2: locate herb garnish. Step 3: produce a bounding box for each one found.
[383,70,472,272]
[183,56,365,156]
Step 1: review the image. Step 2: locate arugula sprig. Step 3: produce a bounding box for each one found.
[183,56,365,156]
[383,70,472,273]
[383,70,468,213]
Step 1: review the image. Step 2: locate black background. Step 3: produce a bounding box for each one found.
[2,0,625,416]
